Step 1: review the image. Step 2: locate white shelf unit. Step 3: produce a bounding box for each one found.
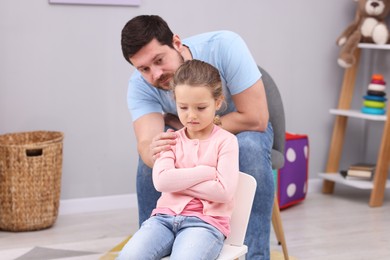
[318,173,390,190]
[320,44,390,207]
[329,109,386,121]
[358,43,390,50]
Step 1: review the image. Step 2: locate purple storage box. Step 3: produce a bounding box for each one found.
[276,132,309,209]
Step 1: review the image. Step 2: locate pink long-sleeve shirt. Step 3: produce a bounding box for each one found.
[151,125,239,236]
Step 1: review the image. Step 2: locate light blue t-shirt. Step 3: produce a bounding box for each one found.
[127,30,261,122]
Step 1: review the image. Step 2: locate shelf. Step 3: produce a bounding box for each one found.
[329,109,387,121]
[358,43,390,50]
[319,173,390,190]
[323,45,390,207]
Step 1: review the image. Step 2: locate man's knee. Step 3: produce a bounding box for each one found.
[236,131,271,154]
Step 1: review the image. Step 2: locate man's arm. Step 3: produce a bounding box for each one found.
[133,112,176,168]
[221,79,269,134]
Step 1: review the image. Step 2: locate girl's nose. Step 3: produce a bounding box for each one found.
[188,109,197,119]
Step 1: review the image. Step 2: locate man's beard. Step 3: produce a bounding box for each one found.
[155,73,174,90]
[154,51,185,90]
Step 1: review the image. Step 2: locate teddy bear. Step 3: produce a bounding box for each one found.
[336,0,390,68]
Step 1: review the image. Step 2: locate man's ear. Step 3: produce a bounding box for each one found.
[172,34,184,52]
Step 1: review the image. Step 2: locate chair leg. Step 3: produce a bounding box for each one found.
[272,197,289,260]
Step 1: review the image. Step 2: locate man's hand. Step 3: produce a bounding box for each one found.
[150,129,177,162]
[134,113,176,168]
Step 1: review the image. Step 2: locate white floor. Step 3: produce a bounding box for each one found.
[0,180,390,260]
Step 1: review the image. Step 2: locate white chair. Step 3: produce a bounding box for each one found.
[162,171,257,260]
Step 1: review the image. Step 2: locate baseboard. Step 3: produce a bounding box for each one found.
[59,193,137,215]
[308,178,322,193]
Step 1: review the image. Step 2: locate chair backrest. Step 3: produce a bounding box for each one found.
[224,171,257,246]
[258,66,286,169]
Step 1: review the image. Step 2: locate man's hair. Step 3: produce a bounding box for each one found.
[171,60,223,101]
[121,15,174,64]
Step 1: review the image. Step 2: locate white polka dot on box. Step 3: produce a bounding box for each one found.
[275,132,309,210]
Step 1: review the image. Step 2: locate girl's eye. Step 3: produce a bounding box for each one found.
[198,107,206,110]
[179,107,188,110]
[155,58,162,65]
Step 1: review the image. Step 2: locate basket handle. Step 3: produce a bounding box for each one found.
[26,149,43,157]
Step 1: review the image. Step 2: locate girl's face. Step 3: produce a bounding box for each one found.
[175,84,222,139]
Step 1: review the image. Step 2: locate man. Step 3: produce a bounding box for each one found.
[121,15,274,260]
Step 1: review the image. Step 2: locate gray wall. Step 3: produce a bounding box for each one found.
[1,0,388,199]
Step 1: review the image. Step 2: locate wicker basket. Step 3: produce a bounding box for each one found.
[0,131,64,231]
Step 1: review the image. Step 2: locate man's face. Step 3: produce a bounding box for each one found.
[130,38,184,90]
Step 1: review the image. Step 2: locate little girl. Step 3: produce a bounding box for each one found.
[117,60,239,260]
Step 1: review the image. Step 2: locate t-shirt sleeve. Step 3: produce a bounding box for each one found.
[127,72,163,122]
[218,31,261,95]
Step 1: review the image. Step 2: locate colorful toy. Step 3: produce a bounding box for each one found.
[361,74,387,115]
[275,133,309,209]
[336,0,390,68]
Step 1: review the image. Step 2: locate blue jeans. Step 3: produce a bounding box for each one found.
[136,123,274,260]
[117,214,225,260]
